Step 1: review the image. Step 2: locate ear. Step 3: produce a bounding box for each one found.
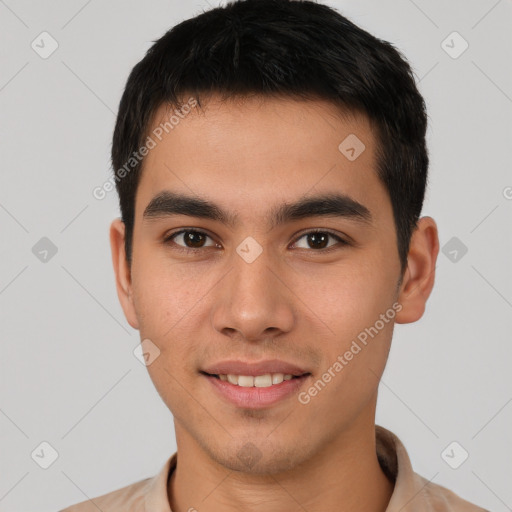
[395,216,440,324]
[109,218,139,330]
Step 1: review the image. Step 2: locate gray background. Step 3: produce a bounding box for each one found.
[1,1,511,511]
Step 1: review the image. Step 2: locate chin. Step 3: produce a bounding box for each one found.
[207,439,307,475]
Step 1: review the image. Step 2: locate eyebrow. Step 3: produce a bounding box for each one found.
[142,190,372,229]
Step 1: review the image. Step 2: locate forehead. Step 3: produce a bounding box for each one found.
[135,95,389,227]
[147,94,374,153]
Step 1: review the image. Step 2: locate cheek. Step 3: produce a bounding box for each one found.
[130,257,208,381]
[145,357,195,423]
[130,254,202,337]
[308,260,395,330]
[302,320,394,423]
[307,263,396,396]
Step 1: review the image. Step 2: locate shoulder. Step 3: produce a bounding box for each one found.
[416,473,489,512]
[59,453,177,512]
[59,476,152,512]
[375,425,488,512]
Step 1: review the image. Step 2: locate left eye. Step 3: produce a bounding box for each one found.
[292,230,347,250]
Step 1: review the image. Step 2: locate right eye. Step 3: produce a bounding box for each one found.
[163,229,219,253]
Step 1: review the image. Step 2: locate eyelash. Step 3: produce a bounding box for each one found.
[162,228,350,254]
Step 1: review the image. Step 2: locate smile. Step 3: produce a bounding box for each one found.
[202,372,311,408]
[212,373,298,387]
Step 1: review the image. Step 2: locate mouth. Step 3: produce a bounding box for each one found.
[200,371,312,408]
[200,371,311,387]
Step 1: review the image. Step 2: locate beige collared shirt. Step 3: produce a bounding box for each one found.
[60,425,488,511]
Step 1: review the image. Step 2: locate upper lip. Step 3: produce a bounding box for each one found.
[202,359,310,377]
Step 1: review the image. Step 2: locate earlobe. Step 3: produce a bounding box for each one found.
[109,218,140,330]
[395,216,440,324]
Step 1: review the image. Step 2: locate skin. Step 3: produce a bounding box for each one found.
[110,95,439,512]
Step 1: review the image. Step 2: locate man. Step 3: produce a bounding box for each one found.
[62,0,488,510]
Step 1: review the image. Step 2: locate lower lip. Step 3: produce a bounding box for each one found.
[203,373,310,409]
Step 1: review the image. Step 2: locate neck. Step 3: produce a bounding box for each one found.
[168,417,394,512]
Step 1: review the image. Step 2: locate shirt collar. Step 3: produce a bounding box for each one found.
[144,425,435,512]
[376,425,435,512]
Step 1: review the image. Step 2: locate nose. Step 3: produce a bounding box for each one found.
[210,248,295,343]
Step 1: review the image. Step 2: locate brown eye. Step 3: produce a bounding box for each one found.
[182,231,207,248]
[164,229,217,250]
[293,230,348,250]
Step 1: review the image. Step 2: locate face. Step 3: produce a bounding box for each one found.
[111,95,434,474]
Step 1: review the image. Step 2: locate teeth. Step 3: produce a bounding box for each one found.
[272,373,283,384]
[239,375,256,387]
[227,374,238,385]
[218,373,297,387]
